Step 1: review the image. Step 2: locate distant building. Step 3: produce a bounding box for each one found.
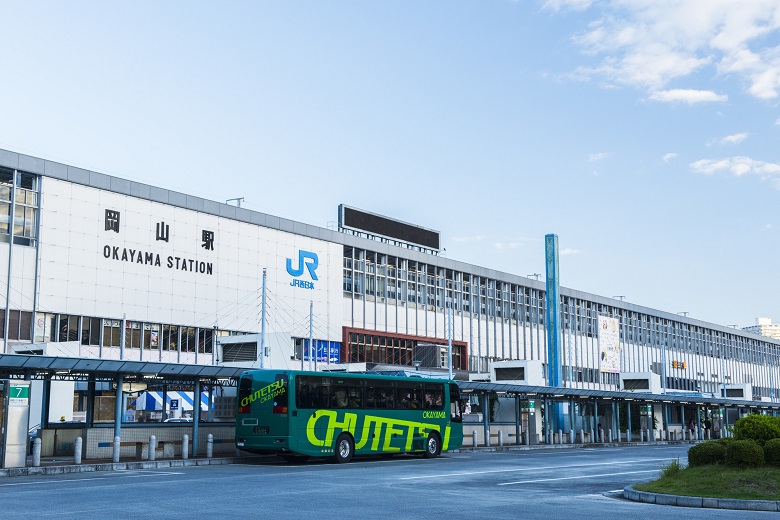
[744,318,780,341]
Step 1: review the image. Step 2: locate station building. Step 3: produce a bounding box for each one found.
[0,147,779,447]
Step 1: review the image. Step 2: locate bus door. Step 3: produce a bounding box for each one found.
[295,375,334,452]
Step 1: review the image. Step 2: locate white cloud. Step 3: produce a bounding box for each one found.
[663,152,678,162]
[588,152,609,162]
[560,248,581,255]
[649,89,727,104]
[494,242,523,250]
[558,1,780,100]
[452,235,485,243]
[766,223,773,230]
[543,0,592,11]
[719,132,749,145]
[690,156,780,187]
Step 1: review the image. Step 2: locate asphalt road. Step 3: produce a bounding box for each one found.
[0,445,770,520]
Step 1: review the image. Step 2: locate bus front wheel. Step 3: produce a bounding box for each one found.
[334,433,354,464]
[423,432,441,459]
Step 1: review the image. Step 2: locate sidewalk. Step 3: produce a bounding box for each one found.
[0,453,276,478]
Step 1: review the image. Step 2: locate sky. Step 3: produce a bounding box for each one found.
[1,1,779,329]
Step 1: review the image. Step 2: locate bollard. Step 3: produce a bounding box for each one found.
[558,429,563,445]
[608,429,612,443]
[183,434,189,459]
[149,435,156,461]
[472,430,478,448]
[580,429,584,445]
[113,436,121,463]
[525,430,530,446]
[599,428,604,443]
[498,431,503,447]
[517,430,522,446]
[33,438,41,467]
[639,429,644,443]
[207,434,214,459]
[569,429,574,444]
[74,437,82,465]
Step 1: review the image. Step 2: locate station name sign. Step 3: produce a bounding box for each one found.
[102,209,214,276]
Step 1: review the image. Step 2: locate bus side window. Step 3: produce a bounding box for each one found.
[397,382,422,409]
[333,389,348,408]
[424,383,444,410]
[347,383,363,408]
[449,383,462,422]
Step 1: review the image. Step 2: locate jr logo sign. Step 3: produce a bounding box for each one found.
[287,250,319,289]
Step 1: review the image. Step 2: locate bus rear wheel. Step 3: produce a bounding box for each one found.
[424,432,441,459]
[334,433,354,464]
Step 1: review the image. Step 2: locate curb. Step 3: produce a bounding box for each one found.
[456,440,695,452]
[0,456,274,478]
[623,486,780,511]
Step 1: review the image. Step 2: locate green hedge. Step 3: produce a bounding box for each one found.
[725,440,765,467]
[688,441,727,466]
[764,438,780,466]
[732,414,780,446]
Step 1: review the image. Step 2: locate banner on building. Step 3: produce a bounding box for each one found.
[598,315,621,373]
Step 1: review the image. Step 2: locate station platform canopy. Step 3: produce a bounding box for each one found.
[0,352,249,385]
[459,381,780,410]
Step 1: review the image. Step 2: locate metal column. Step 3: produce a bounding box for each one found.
[482,392,490,446]
[193,379,201,456]
[114,374,123,439]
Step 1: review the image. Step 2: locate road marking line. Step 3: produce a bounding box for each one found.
[398,458,672,480]
[0,477,111,487]
[498,469,659,486]
[0,470,185,487]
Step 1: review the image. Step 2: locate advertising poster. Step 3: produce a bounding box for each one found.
[598,315,621,373]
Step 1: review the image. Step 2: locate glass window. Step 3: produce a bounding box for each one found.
[423,383,444,410]
[162,325,178,351]
[58,315,80,342]
[125,321,141,349]
[182,327,196,352]
[144,323,160,350]
[396,381,422,410]
[102,319,121,347]
[0,202,9,234]
[198,328,213,353]
[365,379,394,409]
[81,317,101,346]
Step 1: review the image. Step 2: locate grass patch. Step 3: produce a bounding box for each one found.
[635,465,780,500]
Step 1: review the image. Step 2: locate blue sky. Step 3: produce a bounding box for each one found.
[1,1,779,328]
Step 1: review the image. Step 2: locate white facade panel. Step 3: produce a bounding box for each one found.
[36,179,343,343]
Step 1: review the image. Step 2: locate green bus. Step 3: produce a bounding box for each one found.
[235,370,464,463]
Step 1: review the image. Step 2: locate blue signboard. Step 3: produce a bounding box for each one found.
[303,340,341,363]
[170,399,179,410]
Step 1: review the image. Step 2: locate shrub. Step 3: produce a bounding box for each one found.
[732,414,780,446]
[660,457,683,477]
[688,441,727,466]
[764,438,780,466]
[725,440,765,467]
